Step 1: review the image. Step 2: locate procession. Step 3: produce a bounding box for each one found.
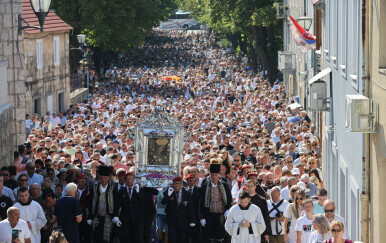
[0,27,353,243]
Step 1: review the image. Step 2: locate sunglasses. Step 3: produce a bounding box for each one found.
[2,174,9,176]
[234,160,240,162]
[42,157,47,159]
[331,228,342,233]
[324,209,334,213]
[191,164,197,166]
[27,166,35,169]
[127,164,134,166]
[296,197,303,201]
[20,179,28,182]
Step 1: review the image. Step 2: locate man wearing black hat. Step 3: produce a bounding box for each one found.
[161,176,195,243]
[87,165,117,243]
[200,158,232,243]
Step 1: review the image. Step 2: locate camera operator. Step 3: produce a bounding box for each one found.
[267,186,289,243]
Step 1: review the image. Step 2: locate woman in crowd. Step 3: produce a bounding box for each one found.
[325,221,352,243]
[284,189,305,243]
[309,214,331,242]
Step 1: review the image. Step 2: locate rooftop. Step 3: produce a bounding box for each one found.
[22,0,73,34]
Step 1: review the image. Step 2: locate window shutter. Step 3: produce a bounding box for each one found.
[36,39,43,69]
[54,37,60,66]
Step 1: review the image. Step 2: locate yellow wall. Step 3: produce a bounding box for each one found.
[369,0,386,242]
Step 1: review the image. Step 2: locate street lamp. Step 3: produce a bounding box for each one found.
[76,34,89,97]
[297,16,313,31]
[77,34,86,45]
[18,0,52,34]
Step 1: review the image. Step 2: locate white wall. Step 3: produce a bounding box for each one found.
[322,0,363,240]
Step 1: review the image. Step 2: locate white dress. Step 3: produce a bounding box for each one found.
[14,200,47,243]
[225,203,266,243]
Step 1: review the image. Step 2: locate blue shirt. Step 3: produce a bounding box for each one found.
[27,173,44,186]
[306,182,318,197]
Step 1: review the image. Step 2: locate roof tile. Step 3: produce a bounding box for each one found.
[22,0,73,34]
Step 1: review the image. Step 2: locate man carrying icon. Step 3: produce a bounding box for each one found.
[114,172,144,243]
[200,159,233,243]
[161,176,195,243]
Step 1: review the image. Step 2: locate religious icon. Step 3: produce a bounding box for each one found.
[147,137,170,165]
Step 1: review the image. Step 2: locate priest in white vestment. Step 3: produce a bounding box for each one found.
[14,187,47,243]
[225,190,266,243]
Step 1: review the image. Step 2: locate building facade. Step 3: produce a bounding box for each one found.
[283,0,366,241]
[368,0,386,242]
[22,0,73,116]
[319,0,364,240]
[0,0,26,165]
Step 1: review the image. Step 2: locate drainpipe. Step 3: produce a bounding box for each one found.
[361,0,370,242]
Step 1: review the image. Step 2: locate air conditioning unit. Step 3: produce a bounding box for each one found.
[278,51,296,73]
[309,80,328,111]
[345,95,378,133]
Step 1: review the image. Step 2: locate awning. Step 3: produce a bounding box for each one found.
[308,67,331,85]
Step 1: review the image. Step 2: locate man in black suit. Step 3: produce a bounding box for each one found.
[161,177,195,243]
[115,172,145,243]
[141,182,159,243]
[184,174,200,243]
[200,158,233,243]
[75,173,92,243]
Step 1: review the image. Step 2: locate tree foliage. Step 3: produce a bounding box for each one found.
[180,0,283,82]
[53,0,178,52]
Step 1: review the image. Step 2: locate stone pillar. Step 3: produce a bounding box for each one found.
[0,0,26,166]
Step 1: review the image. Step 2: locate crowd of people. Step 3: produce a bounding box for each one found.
[0,29,353,243]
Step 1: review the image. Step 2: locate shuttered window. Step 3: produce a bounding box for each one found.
[36,39,43,69]
[53,37,60,66]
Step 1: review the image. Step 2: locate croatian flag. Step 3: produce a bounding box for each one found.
[289,16,316,52]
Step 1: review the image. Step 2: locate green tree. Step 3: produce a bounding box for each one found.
[53,0,178,67]
[181,0,282,83]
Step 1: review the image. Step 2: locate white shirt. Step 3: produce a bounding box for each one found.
[267,199,289,235]
[281,187,290,201]
[0,219,30,243]
[78,188,85,199]
[309,230,332,243]
[295,215,313,243]
[283,204,303,233]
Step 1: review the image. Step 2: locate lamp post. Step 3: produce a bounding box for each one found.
[296,16,313,31]
[76,34,89,98]
[18,0,52,34]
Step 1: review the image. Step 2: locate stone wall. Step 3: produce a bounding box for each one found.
[24,31,71,115]
[0,104,14,166]
[0,0,26,167]
[70,88,88,105]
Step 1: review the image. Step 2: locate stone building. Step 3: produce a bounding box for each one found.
[0,0,25,165]
[22,0,73,116]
